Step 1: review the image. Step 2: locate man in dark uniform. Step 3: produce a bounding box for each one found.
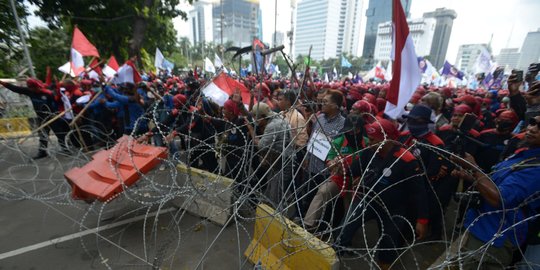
[335,118,429,270]
[400,104,451,240]
[0,78,66,159]
[475,110,519,173]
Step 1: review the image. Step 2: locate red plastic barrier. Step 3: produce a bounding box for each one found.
[64,136,167,202]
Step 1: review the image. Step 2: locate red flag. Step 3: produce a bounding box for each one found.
[45,66,52,86]
[385,0,422,119]
[88,58,102,75]
[72,26,100,57]
[193,66,199,80]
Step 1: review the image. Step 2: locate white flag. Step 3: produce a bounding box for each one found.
[474,47,492,74]
[155,48,165,70]
[58,62,76,77]
[214,53,223,68]
[205,57,216,73]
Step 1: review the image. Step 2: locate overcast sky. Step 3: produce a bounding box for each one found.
[28,0,540,63]
[174,0,540,63]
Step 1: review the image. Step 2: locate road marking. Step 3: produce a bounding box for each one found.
[0,207,176,260]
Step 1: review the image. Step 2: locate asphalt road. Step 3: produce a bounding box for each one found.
[0,138,455,270]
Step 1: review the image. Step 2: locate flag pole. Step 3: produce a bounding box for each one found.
[69,89,103,127]
[10,0,35,78]
[18,109,72,144]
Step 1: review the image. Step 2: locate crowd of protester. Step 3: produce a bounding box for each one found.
[1,61,540,269]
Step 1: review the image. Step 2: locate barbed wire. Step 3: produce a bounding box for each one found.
[0,102,539,270]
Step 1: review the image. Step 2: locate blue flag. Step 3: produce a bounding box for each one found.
[441,61,464,80]
[341,56,352,68]
[162,59,174,73]
[483,66,505,89]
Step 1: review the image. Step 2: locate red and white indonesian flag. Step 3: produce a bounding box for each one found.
[202,73,251,107]
[59,27,99,77]
[103,56,120,79]
[385,0,422,119]
[71,27,100,76]
[115,60,142,84]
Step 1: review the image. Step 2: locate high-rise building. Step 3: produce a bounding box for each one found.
[213,0,260,48]
[363,0,411,59]
[517,28,540,70]
[423,8,457,69]
[455,44,489,73]
[339,0,364,56]
[294,0,363,60]
[374,17,436,61]
[496,48,520,70]
[188,0,215,44]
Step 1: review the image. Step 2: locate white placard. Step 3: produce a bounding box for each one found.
[307,130,332,161]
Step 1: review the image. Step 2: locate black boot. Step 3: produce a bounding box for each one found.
[32,150,48,160]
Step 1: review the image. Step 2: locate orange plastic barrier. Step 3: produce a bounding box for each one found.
[64,136,167,202]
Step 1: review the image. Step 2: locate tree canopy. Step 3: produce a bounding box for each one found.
[28,0,192,64]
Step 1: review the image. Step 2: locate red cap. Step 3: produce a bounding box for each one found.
[80,79,92,86]
[352,100,372,113]
[497,110,519,126]
[453,104,473,115]
[453,95,477,106]
[254,82,270,97]
[363,93,376,105]
[223,99,241,117]
[410,93,423,104]
[364,118,399,141]
[173,94,187,108]
[26,78,45,89]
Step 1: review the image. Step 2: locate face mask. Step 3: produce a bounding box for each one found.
[345,131,361,148]
[496,121,514,133]
[408,123,429,137]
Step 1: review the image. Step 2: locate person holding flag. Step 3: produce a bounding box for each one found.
[0,79,68,159]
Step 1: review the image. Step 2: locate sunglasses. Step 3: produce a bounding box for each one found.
[529,118,540,128]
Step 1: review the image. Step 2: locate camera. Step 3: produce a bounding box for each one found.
[455,191,482,209]
[512,69,524,83]
[525,63,540,83]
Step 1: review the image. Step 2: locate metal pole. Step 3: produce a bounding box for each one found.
[220,0,224,58]
[273,0,277,47]
[10,0,35,78]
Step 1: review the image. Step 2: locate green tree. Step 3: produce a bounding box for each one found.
[28,0,193,66]
[27,27,69,80]
[274,55,290,76]
[0,0,29,77]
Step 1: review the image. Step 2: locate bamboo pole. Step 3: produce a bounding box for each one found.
[18,109,72,144]
[69,90,103,127]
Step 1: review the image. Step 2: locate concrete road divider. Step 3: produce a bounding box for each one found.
[245,203,339,270]
[173,163,234,226]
